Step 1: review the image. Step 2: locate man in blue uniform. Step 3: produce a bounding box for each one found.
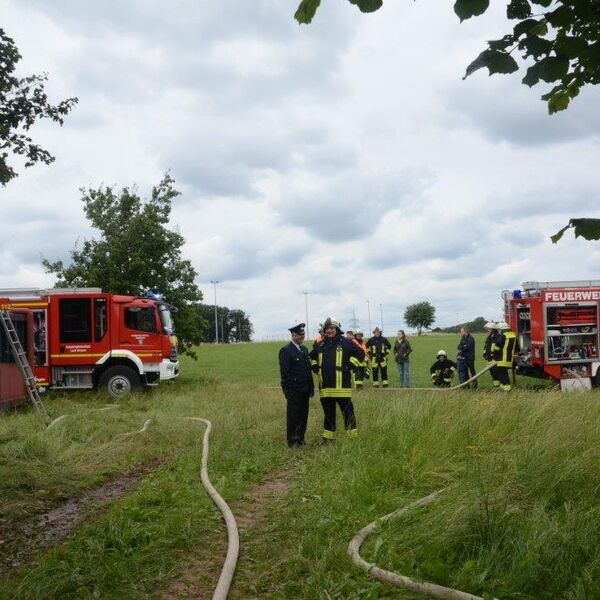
[309,317,364,441]
[279,323,314,448]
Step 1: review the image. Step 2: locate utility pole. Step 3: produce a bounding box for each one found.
[380,303,384,332]
[366,300,372,333]
[210,280,219,343]
[302,291,310,338]
[220,314,225,343]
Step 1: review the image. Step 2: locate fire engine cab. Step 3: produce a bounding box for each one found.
[504,280,600,390]
[0,288,179,397]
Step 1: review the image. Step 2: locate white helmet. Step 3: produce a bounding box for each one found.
[437,349,447,358]
[484,321,497,330]
[355,328,363,336]
[496,321,510,331]
[323,316,341,331]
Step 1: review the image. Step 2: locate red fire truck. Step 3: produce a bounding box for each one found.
[0,288,179,397]
[504,280,600,390]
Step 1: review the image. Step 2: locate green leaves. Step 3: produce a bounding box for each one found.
[348,0,383,13]
[551,219,600,243]
[454,0,490,22]
[0,28,78,186]
[294,0,600,115]
[464,49,519,79]
[294,0,321,24]
[295,0,382,24]
[507,0,531,20]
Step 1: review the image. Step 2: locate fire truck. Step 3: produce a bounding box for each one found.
[0,288,179,397]
[504,280,600,390]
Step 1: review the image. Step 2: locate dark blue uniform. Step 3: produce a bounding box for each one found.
[457,333,476,388]
[279,341,314,447]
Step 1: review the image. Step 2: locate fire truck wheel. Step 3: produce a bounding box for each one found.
[99,366,140,397]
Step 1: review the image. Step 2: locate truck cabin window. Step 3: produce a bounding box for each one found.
[125,307,156,333]
[59,298,92,343]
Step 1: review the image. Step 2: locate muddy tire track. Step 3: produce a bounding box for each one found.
[0,457,163,574]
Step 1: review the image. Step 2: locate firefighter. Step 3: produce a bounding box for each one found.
[492,321,517,391]
[430,350,457,387]
[352,328,369,390]
[278,323,314,448]
[366,327,391,388]
[313,323,324,347]
[483,321,501,388]
[309,317,364,441]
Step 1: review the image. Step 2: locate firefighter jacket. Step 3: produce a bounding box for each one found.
[279,342,314,396]
[366,335,391,366]
[430,358,457,383]
[310,334,365,398]
[492,330,517,368]
[483,333,494,361]
[352,338,368,366]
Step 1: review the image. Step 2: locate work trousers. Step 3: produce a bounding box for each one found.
[320,396,357,438]
[490,365,511,391]
[396,361,410,387]
[283,389,310,447]
[457,358,477,388]
[372,364,388,387]
[354,366,366,389]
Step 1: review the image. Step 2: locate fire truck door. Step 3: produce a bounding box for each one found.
[118,304,162,361]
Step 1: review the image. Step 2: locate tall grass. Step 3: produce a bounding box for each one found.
[0,337,595,598]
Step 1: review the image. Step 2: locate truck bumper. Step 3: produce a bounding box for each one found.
[159,359,179,381]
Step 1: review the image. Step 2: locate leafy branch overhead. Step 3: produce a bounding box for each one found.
[0,28,78,186]
[551,218,600,243]
[294,0,600,114]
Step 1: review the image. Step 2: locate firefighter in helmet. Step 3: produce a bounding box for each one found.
[309,317,365,441]
[430,350,457,387]
[482,321,499,386]
[352,328,369,390]
[491,320,517,391]
[366,327,391,388]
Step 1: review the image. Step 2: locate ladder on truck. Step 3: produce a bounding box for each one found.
[0,310,50,424]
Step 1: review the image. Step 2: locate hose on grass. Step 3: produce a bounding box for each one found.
[185,417,239,600]
[374,362,497,392]
[46,412,239,598]
[348,488,496,600]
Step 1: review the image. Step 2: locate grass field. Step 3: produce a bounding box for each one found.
[1,334,598,599]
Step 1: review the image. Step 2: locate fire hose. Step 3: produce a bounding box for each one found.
[347,488,497,600]
[369,361,497,392]
[46,413,239,599]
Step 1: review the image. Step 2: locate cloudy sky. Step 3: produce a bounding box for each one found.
[2,1,599,339]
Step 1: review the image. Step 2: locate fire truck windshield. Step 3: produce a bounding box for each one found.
[158,304,175,334]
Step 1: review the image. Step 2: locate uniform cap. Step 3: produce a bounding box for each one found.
[288,323,306,335]
[437,349,447,357]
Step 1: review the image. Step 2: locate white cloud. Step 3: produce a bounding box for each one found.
[2,0,600,339]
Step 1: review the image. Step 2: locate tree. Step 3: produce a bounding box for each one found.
[197,304,254,343]
[0,28,78,186]
[404,301,436,335]
[42,174,207,357]
[294,0,600,114]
